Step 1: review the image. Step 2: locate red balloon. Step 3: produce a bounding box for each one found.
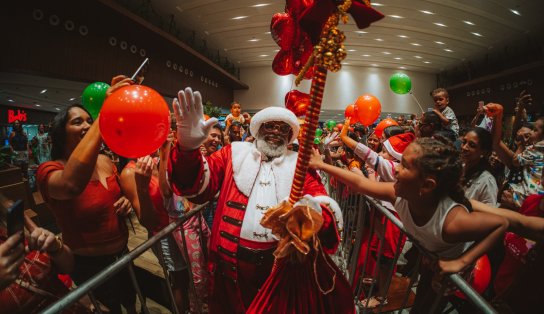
[100,85,170,158]
[355,94,381,126]
[336,123,344,131]
[454,255,491,300]
[273,50,294,76]
[285,90,311,117]
[344,104,360,124]
[374,118,399,138]
[270,12,295,51]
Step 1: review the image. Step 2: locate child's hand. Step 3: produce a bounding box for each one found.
[341,118,350,138]
[483,103,503,117]
[438,258,469,275]
[308,148,324,170]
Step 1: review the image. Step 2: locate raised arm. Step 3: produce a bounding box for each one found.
[309,148,396,203]
[485,103,516,169]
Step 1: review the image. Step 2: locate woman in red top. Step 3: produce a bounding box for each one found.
[36,76,136,314]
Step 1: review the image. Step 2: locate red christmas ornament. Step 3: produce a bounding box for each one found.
[285,90,311,117]
[100,85,170,158]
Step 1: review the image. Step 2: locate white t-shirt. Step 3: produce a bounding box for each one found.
[395,196,473,259]
[464,170,498,206]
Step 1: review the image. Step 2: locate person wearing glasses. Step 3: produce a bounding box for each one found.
[167,88,350,313]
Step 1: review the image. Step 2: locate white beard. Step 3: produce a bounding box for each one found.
[256,135,287,158]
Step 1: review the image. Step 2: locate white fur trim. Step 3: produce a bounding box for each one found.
[294,194,322,214]
[382,139,402,161]
[183,154,210,199]
[250,107,300,144]
[313,195,344,232]
[232,141,297,198]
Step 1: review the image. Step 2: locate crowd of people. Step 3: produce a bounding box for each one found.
[0,75,542,313]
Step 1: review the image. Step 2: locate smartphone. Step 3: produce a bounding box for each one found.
[130,58,149,83]
[7,199,24,242]
[427,107,434,112]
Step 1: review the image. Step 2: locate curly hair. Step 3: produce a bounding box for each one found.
[412,137,472,211]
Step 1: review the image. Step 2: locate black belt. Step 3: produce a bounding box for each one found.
[237,245,275,266]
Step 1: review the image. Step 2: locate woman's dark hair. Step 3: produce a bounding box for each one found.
[383,125,404,139]
[461,127,492,189]
[412,137,472,211]
[421,111,442,131]
[50,104,93,160]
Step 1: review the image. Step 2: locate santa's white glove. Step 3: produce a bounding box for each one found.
[173,87,218,150]
[293,194,322,214]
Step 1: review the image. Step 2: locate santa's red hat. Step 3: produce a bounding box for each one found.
[382,133,415,161]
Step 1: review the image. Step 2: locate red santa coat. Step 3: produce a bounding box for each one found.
[169,141,346,313]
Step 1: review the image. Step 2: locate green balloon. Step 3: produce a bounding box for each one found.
[389,73,412,95]
[314,137,321,144]
[82,82,110,119]
[326,120,336,131]
[315,128,323,137]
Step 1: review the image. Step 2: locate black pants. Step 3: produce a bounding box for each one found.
[72,249,136,314]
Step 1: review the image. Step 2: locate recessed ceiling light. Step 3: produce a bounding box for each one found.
[411,43,421,46]
[423,61,431,64]
[232,16,248,20]
[419,10,434,15]
[509,9,521,16]
[55,107,61,111]
[382,51,391,55]
[372,2,384,6]
[399,66,406,69]
[375,38,384,41]
[463,20,475,25]
[259,54,269,57]
[394,57,402,60]
[434,41,445,45]
[35,103,41,107]
[8,99,14,102]
[371,64,379,67]
[354,30,367,34]
[40,89,47,94]
[248,38,260,42]
[434,22,447,27]
[348,49,356,52]
[389,15,403,19]
[398,35,409,38]
[444,48,453,52]
[471,32,483,37]
[414,55,422,59]
[362,54,371,57]
[343,62,350,65]
[69,97,76,101]
[264,31,271,34]
[251,3,270,7]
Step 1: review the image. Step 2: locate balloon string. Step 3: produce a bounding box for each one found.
[409,92,425,113]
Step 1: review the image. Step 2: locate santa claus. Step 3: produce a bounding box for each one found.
[168,87,347,313]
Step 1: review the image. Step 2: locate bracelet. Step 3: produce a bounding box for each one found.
[49,235,63,255]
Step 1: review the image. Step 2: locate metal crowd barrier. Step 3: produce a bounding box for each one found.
[326,175,498,314]
[42,203,207,314]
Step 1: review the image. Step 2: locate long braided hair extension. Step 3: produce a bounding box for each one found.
[412,137,473,212]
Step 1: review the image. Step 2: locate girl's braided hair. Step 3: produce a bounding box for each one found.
[412,137,472,211]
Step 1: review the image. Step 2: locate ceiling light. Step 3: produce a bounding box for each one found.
[55,107,61,111]
[463,20,475,25]
[264,31,271,34]
[434,41,445,45]
[371,64,379,67]
[382,51,391,55]
[40,89,47,94]
[398,35,408,38]
[7,98,14,102]
[423,61,431,64]
[444,48,453,52]
[69,97,76,101]
[259,54,269,57]
[394,57,402,60]
[419,10,434,15]
[399,66,406,69]
[375,38,384,41]
[343,63,350,65]
[411,43,421,46]
[354,30,367,34]
[372,2,384,6]
[509,9,521,16]
[434,22,447,27]
[389,15,403,19]
[471,32,483,37]
[35,103,41,107]
[414,55,422,59]
[273,49,279,52]
[251,3,270,7]
[348,49,356,52]
[232,16,248,20]
[248,38,260,42]
[362,54,371,57]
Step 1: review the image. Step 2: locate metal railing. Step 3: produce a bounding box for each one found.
[42,203,207,314]
[327,176,498,314]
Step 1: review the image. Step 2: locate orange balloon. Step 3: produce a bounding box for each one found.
[344,104,359,124]
[336,123,344,131]
[374,118,399,138]
[204,114,211,120]
[355,94,381,126]
[100,85,170,158]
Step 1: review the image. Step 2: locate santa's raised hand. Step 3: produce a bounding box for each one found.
[173,87,218,150]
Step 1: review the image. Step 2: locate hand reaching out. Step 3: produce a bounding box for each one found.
[0,232,24,289]
[25,215,61,255]
[309,148,325,170]
[106,75,134,98]
[173,87,218,150]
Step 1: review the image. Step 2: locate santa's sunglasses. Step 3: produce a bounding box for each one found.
[262,122,291,135]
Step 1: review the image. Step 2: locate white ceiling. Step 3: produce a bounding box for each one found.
[1,0,543,115]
